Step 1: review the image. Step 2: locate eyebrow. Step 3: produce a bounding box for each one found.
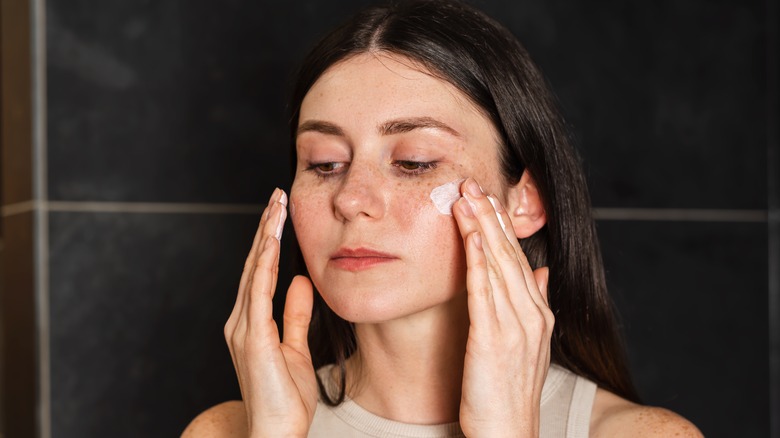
[297,120,345,137]
[379,117,461,137]
[296,116,461,138]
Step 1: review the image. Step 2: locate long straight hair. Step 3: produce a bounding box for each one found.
[288,0,639,404]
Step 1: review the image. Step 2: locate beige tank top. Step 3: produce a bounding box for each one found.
[308,364,597,437]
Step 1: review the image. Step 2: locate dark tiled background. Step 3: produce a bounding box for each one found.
[48,211,295,436]
[46,0,768,208]
[480,0,768,210]
[599,221,769,436]
[46,0,369,203]
[41,0,774,437]
[49,212,244,436]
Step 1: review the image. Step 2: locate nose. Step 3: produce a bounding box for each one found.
[333,163,386,222]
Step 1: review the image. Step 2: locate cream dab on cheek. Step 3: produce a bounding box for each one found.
[430,178,466,215]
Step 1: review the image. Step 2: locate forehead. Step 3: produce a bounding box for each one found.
[299,52,497,143]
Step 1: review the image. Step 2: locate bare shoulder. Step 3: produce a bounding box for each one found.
[181,400,248,437]
[590,388,702,438]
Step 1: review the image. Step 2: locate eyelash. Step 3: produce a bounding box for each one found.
[305,162,346,177]
[305,160,438,178]
[392,160,438,175]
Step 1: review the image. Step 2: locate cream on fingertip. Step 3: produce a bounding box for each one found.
[487,195,507,228]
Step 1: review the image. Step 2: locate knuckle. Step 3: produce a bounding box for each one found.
[228,335,240,353]
[524,312,547,336]
[544,309,556,331]
[254,254,266,269]
[493,241,516,262]
[283,312,309,328]
[470,253,488,270]
[515,249,530,266]
[470,283,492,299]
[474,198,493,217]
[224,316,240,337]
[254,255,279,276]
[541,306,554,321]
[486,263,503,282]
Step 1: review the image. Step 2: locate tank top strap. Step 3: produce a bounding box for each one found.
[539,364,597,438]
[565,374,597,438]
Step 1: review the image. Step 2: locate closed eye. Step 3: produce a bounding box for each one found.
[392,160,438,175]
[305,162,347,178]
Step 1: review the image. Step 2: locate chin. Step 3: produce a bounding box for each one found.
[316,280,466,325]
[318,287,413,324]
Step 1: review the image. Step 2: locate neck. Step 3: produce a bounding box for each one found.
[344,293,470,425]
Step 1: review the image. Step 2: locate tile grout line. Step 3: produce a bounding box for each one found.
[0,200,771,222]
[46,200,264,214]
[766,0,780,434]
[592,208,768,222]
[31,0,50,436]
[0,200,265,216]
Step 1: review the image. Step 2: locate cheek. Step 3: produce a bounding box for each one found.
[409,213,468,301]
[396,181,465,265]
[289,186,330,255]
[392,180,442,229]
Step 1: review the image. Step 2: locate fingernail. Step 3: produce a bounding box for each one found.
[463,192,479,215]
[465,179,483,197]
[487,196,507,228]
[472,231,483,250]
[279,190,288,207]
[270,187,280,203]
[458,198,474,217]
[486,195,504,213]
[275,207,286,240]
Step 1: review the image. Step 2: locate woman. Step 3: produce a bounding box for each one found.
[184,0,701,436]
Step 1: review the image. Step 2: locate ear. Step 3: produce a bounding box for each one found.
[505,170,547,239]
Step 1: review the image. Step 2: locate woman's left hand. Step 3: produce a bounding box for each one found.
[452,177,553,438]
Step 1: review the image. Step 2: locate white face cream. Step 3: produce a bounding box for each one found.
[430,178,466,215]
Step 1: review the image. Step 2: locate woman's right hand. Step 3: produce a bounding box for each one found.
[224,188,318,438]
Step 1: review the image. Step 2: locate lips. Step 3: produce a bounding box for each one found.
[329,247,399,271]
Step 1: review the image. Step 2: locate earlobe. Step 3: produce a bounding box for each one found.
[506,170,547,239]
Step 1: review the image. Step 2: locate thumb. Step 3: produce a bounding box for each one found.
[282,275,314,355]
[533,267,550,306]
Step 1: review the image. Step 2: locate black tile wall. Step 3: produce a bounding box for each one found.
[598,220,768,437]
[45,1,365,203]
[47,0,768,208]
[48,211,294,437]
[40,0,774,437]
[480,0,767,209]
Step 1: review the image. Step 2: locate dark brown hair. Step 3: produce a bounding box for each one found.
[288,0,639,405]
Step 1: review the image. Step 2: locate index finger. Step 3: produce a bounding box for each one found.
[235,189,286,311]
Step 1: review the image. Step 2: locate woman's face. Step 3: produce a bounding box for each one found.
[291,53,505,323]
